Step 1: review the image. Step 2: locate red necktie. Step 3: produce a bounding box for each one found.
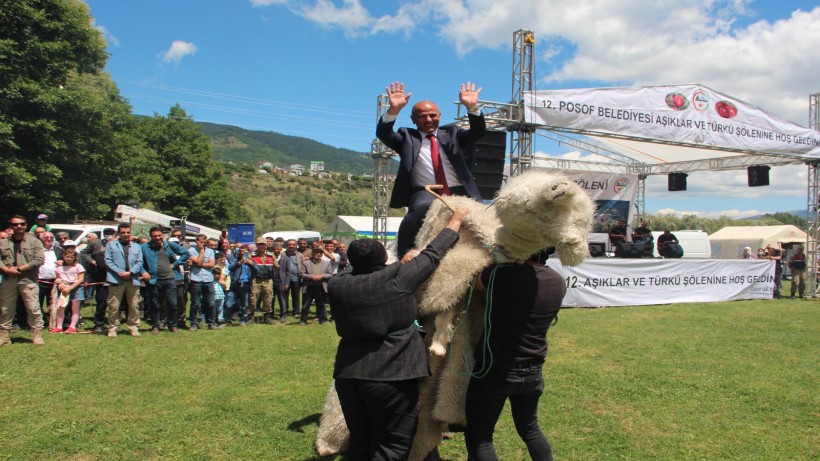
[427,134,450,196]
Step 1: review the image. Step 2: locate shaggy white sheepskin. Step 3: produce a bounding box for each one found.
[316,171,595,460]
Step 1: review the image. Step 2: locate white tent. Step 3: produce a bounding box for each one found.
[325,215,403,242]
[709,225,806,259]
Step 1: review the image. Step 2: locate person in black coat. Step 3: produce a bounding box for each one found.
[377,81,485,258]
[328,208,471,461]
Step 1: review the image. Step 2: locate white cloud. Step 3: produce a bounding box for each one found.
[654,208,770,219]
[250,0,289,6]
[162,40,198,64]
[645,164,805,200]
[266,1,818,126]
[297,0,373,37]
[94,24,119,47]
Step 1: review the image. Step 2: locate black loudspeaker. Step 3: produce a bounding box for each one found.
[660,243,684,258]
[668,172,688,191]
[467,131,506,199]
[588,242,606,257]
[615,242,646,258]
[748,165,770,187]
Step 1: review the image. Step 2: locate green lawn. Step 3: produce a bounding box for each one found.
[0,296,817,460]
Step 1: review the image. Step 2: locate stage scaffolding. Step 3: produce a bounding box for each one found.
[370,30,817,292]
[806,93,819,297]
[370,94,392,244]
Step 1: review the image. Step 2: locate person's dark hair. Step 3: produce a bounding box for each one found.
[117,222,131,231]
[9,215,26,223]
[149,226,163,235]
[347,238,388,274]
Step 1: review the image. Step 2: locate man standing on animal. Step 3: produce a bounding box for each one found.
[328,207,472,461]
[464,248,567,461]
[377,81,486,258]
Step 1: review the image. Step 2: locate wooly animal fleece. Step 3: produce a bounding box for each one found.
[315,171,595,459]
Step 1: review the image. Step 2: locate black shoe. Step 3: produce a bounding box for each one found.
[151,327,160,335]
[208,324,225,330]
[280,317,286,324]
[189,323,199,331]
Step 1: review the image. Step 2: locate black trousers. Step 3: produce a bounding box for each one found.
[286,279,301,316]
[335,378,420,461]
[300,285,327,323]
[465,366,552,461]
[396,186,467,259]
[93,284,109,328]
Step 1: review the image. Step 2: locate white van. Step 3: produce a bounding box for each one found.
[260,230,322,246]
[650,230,712,259]
[49,223,118,251]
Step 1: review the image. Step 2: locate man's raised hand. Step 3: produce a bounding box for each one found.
[386,81,412,114]
[459,82,482,109]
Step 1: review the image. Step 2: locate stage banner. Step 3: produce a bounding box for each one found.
[546,258,775,307]
[541,170,639,226]
[524,85,820,158]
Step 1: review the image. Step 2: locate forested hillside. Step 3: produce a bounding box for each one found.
[223,164,402,233]
[199,121,392,175]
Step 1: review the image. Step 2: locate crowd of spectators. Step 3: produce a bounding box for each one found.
[0,214,351,344]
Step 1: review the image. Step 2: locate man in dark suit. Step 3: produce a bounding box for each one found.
[328,207,471,461]
[377,81,486,258]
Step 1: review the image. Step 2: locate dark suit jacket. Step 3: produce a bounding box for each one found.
[329,229,460,381]
[377,113,486,208]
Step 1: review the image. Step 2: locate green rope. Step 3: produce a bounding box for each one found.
[470,264,504,378]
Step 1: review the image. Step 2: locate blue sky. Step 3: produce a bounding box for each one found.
[84,0,820,218]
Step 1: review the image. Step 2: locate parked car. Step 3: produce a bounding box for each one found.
[48,223,117,251]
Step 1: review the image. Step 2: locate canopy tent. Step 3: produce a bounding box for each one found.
[709,225,807,259]
[325,215,403,242]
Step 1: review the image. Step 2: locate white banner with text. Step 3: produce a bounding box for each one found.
[545,259,775,307]
[524,85,820,157]
[541,170,639,225]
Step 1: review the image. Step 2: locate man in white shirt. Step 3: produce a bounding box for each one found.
[376,81,486,258]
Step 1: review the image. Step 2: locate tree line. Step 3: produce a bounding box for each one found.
[0,0,239,226]
[641,211,806,235]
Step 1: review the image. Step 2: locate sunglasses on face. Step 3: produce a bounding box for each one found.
[10,223,26,227]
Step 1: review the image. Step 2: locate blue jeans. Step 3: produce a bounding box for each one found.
[465,366,553,461]
[214,297,225,322]
[188,281,215,327]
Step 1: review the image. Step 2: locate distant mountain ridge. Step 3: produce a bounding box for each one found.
[744,209,806,220]
[198,121,394,175]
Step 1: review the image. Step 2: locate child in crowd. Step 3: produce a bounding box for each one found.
[213,265,226,325]
[51,249,86,333]
[215,252,231,324]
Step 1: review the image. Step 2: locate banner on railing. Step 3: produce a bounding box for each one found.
[546,258,775,307]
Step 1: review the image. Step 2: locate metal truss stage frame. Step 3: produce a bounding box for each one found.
[369,29,819,297]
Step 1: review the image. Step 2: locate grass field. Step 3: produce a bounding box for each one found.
[0,295,817,460]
